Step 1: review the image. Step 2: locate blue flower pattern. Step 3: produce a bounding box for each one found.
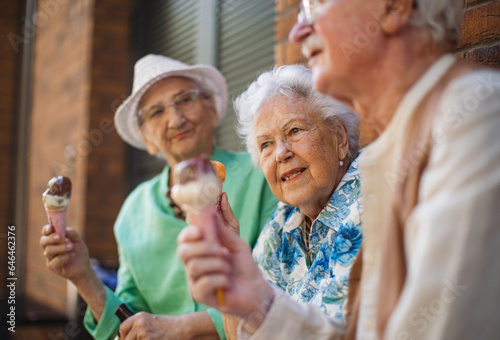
[253,157,362,326]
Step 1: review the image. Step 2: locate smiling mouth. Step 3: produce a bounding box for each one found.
[172,131,192,140]
[281,168,306,182]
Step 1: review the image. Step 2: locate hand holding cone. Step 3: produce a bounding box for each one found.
[171,156,226,306]
[42,176,71,273]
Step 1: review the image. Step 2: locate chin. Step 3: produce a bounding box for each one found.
[312,70,354,108]
[311,69,331,96]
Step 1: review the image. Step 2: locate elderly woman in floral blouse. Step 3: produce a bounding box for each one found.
[178,64,362,338]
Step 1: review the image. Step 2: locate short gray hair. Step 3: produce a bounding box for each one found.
[410,0,465,44]
[235,64,360,166]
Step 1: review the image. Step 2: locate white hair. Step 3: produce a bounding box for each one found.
[235,65,360,166]
[410,0,465,44]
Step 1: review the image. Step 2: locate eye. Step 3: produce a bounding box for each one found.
[290,127,300,135]
[175,93,196,107]
[150,106,164,117]
[260,141,271,150]
[143,105,164,120]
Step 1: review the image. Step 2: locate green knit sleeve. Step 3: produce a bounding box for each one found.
[207,307,226,340]
[83,286,123,340]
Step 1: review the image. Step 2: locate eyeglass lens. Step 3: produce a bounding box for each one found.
[141,90,199,122]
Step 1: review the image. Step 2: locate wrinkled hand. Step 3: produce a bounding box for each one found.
[177,223,274,321]
[120,312,188,340]
[219,192,240,234]
[39,225,93,283]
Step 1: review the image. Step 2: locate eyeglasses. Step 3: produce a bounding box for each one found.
[297,0,323,26]
[298,0,418,25]
[138,89,203,125]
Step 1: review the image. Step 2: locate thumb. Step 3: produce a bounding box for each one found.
[66,227,83,243]
[220,192,240,234]
[218,218,247,253]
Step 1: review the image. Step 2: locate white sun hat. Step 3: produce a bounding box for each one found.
[114,54,228,150]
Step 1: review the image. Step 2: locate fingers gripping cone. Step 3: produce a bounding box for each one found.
[171,156,226,306]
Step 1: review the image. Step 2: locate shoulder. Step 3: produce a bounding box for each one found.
[421,68,500,198]
[433,67,500,140]
[336,156,362,202]
[214,148,256,173]
[122,170,165,206]
[438,67,500,117]
[262,202,295,232]
[115,169,166,232]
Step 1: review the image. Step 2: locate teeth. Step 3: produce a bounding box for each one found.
[283,170,303,181]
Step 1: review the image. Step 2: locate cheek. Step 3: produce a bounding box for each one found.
[312,67,330,95]
[308,137,338,181]
[261,157,280,191]
[260,158,273,183]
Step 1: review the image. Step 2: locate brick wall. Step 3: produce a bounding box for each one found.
[26,0,96,312]
[25,0,131,314]
[275,0,500,145]
[458,0,500,67]
[0,0,23,299]
[84,0,131,269]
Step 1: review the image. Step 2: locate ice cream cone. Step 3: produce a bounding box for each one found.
[42,176,72,240]
[46,210,67,239]
[171,156,226,306]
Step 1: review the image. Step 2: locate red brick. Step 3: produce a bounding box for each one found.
[285,41,307,65]
[275,42,285,66]
[459,2,500,47]
[287,0,301,8]
[276,8,300,41]
[465,44,500,67]
[276,0,287,13]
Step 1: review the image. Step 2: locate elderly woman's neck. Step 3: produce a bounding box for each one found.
[302,158,351,221]
[353,34,453,133]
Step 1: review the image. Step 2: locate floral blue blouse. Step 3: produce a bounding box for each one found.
[253,157,362,325]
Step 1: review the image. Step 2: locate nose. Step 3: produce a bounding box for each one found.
[289,18,313,44]
[166,107,187,129]
[276,139,293,163]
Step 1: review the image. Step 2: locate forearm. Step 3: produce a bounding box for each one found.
[73,268,107,322]
[184,311,220,340]
[239,286,344,340]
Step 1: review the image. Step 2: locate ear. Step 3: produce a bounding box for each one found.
[141,130,159,156]
[379,0,414,36]
[336,124,349,161]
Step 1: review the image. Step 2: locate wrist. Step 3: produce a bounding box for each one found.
[181,311,220,339]
[72,266,104,294]
[179,314,194,339]
[179,312,203,339]
[243,281,274,332]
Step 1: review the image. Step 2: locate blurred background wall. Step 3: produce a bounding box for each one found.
[0,0,498,338]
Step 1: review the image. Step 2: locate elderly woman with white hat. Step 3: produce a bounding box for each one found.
[40,55,277,339]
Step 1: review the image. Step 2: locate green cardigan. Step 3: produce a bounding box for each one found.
[84,148,278,339]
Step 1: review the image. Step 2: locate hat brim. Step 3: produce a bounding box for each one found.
[114,65,228,150]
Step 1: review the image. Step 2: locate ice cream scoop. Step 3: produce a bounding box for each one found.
[171,156,226,305]
[42,176,72,239]
[171,158,223,211]
[211,160,226,183]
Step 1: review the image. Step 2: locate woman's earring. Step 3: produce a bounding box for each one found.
[339,160,344,166]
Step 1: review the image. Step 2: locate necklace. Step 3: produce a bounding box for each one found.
[165,188,186,221]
